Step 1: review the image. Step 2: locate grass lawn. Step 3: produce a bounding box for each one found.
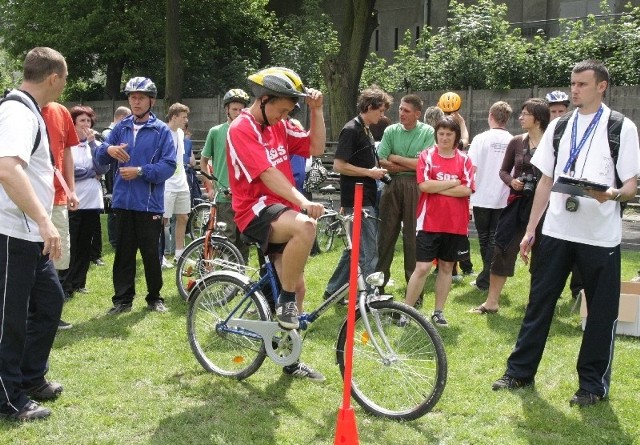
[1,217,639,444]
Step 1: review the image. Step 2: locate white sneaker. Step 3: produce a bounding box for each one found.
[161,256,174,270]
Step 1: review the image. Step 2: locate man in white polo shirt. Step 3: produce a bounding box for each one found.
[0,47,67,421]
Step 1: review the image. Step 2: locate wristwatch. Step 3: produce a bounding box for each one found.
[137,166,143,177]
[613,190,622,201]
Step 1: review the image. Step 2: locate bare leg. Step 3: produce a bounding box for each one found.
[435,260,454,312]
[269,210,316,293]
[405,261,432,307]
[174,213,189,253]
[482,273,506,311]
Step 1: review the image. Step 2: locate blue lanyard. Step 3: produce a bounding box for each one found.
[563,106,603,175]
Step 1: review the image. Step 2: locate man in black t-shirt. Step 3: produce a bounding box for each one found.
[323,86,392,297]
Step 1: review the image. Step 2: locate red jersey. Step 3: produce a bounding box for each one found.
[41,103,80,205]
[226,110,310,231]
[416,146,474,235]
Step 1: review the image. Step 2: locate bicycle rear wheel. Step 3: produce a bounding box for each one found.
[336,300,447,421]
[187,273,269,379]
[315,213,336,253]
[187,202,212,240]
[176,235,244,301]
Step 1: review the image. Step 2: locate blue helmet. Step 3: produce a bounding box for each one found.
[124,77,157,98]
[545,90,569,105]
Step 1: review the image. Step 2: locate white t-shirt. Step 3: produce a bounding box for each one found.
[0,91,54,242]
[532,104,640,247]
[164,128,189,193]
[72,141,104,210]
[468,128,512,209]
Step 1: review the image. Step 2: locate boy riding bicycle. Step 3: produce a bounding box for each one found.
[226,67,326,381]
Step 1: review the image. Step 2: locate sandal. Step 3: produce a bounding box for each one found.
[470,304,498,314]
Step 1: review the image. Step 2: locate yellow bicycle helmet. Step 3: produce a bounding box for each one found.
[438,92,462,113]
[247,67,307,99]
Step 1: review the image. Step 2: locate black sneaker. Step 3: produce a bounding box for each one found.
[431,311,449,328]
[275,301,299,329]
[75,287,89,294]
[25,381,63,401]
[0,400,51,421]
[107,303,132,315]
[492,374,534,391]
[323,292,347,306]
[283,362,326,382]
[147,301,168,313]
[92,258,106,266]
[569,389,603,407]
[57,320,72,330]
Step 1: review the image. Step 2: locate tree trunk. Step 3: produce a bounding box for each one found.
[165,0,183,111]
[104,58,125,100]
[322,0,378,140]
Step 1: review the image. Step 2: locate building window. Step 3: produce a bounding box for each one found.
[416,26,420,42]
[375,29,379,52]
[394,28,399,50]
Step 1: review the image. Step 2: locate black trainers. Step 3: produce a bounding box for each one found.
[57,320,73,330]
[25,381,63,401]
[0,400,51,421]
[283,362,326,382]
[569,388,603,407]
[147,301,168,313]
[275,301,299,329]
[492,374,534,391]
[107,303,132,315]
[431,311,449,328]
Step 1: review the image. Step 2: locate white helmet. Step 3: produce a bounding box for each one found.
[545,90,569,106]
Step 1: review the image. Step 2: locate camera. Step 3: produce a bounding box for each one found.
[518,173,537,197]
[380,173,393,185]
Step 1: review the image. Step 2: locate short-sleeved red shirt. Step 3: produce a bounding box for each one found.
[226,110,310,232]
[41,103,80,205]
[416,146,475,235]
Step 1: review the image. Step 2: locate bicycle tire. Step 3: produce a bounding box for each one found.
[187,272,270,379]
[187,202,213,240]
[176,235,245,301]
[336,300,447,421]
[315,213,336,253]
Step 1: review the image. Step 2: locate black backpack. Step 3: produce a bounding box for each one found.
[0,94,42,155]
[552,110,627,212]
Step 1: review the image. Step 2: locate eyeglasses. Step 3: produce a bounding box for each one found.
[519,112,533,118]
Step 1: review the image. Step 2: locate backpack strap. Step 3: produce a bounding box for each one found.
[0,96,42,155]
[607,110,626,212]
[552,112,572,175]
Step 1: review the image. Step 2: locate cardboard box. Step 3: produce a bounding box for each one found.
[580,281,640,337]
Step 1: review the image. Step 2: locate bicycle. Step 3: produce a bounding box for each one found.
[314,185,346,253]
[187,211,447,421]
[176,172,245,301]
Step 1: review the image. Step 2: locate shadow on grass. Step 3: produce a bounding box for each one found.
[516,389,634,445]
[149,370,334,445]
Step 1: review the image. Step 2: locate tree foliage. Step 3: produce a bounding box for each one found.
[361,0,640,92]
[0,0,272,101]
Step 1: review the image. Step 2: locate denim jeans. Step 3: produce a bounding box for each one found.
[325,206,378,295]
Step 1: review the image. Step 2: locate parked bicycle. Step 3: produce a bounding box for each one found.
[176,172,245,301]
[187,211,447,420]
[314,185,346,253]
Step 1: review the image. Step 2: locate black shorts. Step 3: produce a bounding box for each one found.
[415,231,470,263]
[242,204,290,255]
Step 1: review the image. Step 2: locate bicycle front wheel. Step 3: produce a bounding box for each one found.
[336,300,447,421]
[315,213,336,253]
[176,236,245,301]
[187,273,269,379]
[187,202,212,240]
